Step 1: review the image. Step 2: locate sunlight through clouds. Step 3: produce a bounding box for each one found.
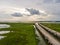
[0,0,60,22]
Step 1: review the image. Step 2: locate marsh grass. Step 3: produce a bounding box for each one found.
[41,23,60,32]
[0,23,37,45]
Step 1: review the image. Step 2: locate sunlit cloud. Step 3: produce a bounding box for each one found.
[0,0,60,22]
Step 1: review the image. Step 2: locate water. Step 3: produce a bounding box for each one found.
[0,24,10,28]
[0,31,10,34]
[0,36,6,39]
[0,31,13,40]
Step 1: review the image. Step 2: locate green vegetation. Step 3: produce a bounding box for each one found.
[0,23,37,45]
[41,23,60,32]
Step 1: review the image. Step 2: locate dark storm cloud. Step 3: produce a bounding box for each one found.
[55,0,60,3]
[26,8,40,15]
[11,12,23,17]
[43,0,53,3]
[43,0,60,4]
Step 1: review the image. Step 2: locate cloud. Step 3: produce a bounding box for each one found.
[43,0,53,3]
[11,12,23,17]
[0,0,60,22]
[26,8,40,15]
[0,11,12,19]
[55,0,60,3]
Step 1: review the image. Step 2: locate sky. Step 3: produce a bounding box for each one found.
[0,0,60,22]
